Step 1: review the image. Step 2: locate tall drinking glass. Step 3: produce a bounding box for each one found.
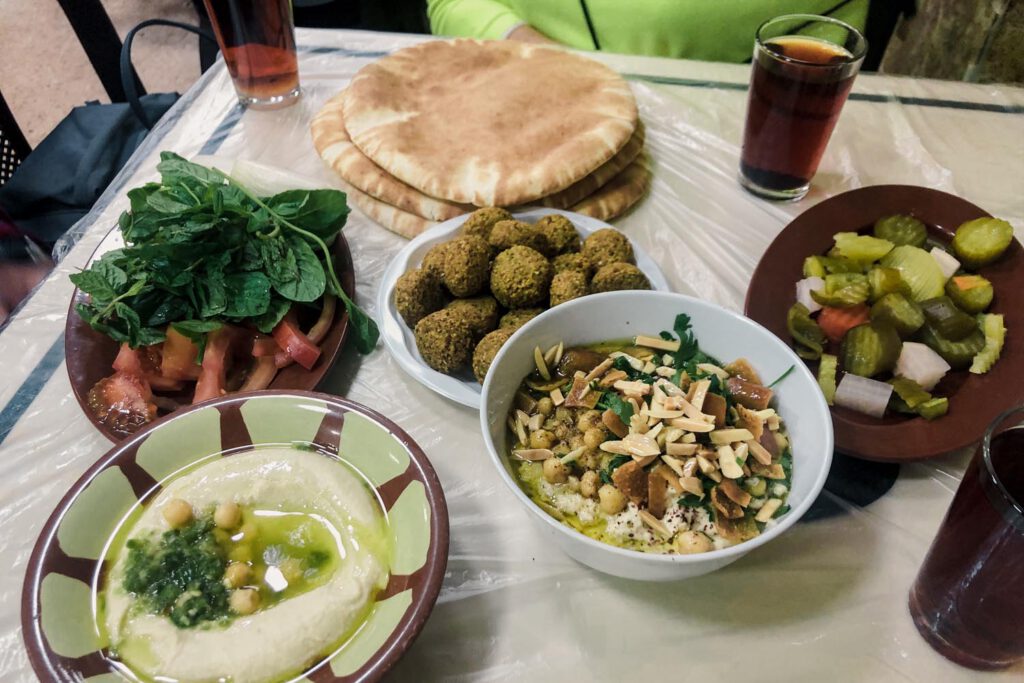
[739,14,867,200]
[202,0,301,109]
[908,405,1024,670]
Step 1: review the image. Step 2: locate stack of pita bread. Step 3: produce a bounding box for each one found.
[311,39,651,238]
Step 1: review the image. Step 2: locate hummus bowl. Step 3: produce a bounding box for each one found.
[480,291,833,581]
[22,391,448,682]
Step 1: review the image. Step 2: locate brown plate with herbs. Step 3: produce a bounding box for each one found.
[745,185,1023,462]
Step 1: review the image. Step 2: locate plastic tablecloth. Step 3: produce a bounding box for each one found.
[3,28,1024,682]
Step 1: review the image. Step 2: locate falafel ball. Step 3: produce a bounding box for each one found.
[442,235,491,297]
[499,308,544,330]
[472,328,514,384]
[490,245,553,309]
[582,228,634,269]
[394,268,445,327]
[414,309,474,373]
[462,207,513,241]
[421,241,452,278]
[445,295,500,339]
[591,262,652,293]
[535,215,581,255]
[549,270,589,307]
[551,252,592,276]
[488,220,549,255]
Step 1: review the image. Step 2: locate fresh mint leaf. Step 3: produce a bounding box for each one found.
[223,272,271,318]
[252,297,291,334]
[70,270,118,303]
[265,189,349,242]
[271,236,326,303]
[157,152,226,192]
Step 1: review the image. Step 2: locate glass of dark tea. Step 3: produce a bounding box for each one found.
[909,405,1024,671]
[739,14,867,200]
[202,0,301,109]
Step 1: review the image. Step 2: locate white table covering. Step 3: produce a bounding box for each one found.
[2,28,1023,682]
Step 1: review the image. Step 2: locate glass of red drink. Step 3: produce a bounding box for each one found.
[909,405,1024,670]
[739,14,867,200]
[202,0,301,109]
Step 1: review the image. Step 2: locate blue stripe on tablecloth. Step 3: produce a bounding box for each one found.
[199,103,245,155]
[0,334,66,446]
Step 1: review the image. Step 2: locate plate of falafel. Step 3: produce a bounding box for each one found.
[377,207,671,408]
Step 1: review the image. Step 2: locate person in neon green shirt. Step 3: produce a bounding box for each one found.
[427,0,869,63]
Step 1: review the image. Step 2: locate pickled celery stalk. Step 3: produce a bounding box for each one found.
[952,218,1014,269]
[871,293,924,337]
[787,303,827,360]
[810,273,870,308]
[890,377,931,409]
[841,323,901,378]
[970,313,1005,374]
[945,275,993,314]
[817,354,838,405]
[916,397,949,420]
[873,215,927,248]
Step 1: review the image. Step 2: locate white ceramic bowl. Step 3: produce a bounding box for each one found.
[479,291,833,581]
[378,208,675,408]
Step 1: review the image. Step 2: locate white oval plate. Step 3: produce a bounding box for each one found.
[377,208,677,409]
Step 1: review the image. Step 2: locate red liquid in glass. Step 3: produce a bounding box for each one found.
[909,428,1024,670]
[740,37,856,191]
[203,0,299,100]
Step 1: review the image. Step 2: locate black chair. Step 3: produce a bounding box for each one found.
[0,90,30,188]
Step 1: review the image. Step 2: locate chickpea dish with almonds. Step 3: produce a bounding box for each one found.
[506,313,794,554]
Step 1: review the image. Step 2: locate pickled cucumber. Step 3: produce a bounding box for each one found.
[787,303,827,360]
[833,232,894,264]
[917,397,949,421]
[841,323,901,378]
[890,377,930,409]
[867,267,910,302]
[917,322,985,370]
[945,275,993,314]
[879,245,946,302]
[810,273,870,308]
[920,296,977,341]
[818,354,838,405]
[871,293,924,337]
[969,313,1005,374]
[873,215,927,248]
[952,217,1014,269]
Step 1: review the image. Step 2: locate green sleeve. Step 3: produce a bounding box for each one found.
[427,0,524,40]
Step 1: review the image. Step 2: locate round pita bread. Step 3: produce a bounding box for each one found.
[311,92,472,222]
[342,178,438,239]
[570,155,651,221]
[536,122,644,210]
[341,39,638,207]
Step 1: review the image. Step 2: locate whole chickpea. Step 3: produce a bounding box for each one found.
[223,562,252,588]
[676,530,714,554]
[536,397,554,417]
[582,427,606,450]
[576,410,603,433]
[161,498,193,529]
[214,501,242,530]
[529,429,556,450]
[542,457,569,484]
[580,470,600,498]
[229,587,261,615]
[598,484,627,514]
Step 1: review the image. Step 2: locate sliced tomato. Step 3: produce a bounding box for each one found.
[133,343,185,391]
[87,371,157,434]
[112,343,144,374]
[251,335,282,357]
[193,328,232,404]
[818,304,871,344]
[162,327,201,380]
[272,310,321,371]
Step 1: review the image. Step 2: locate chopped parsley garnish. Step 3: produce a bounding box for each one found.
[599,454,631,485]
[597,392,634,424]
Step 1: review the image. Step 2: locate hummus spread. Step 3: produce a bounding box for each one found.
[102,447,388,683]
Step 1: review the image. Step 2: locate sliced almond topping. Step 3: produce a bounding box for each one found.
[642,361,657,374]
[651,382,667,404]
[663,427,684,444]
[609,351,643,371]
[655,366,675,378]
[710,428,755,445]
[634,334,681,352]
[720,479,752,507]
[747,439,773,465]
[554,342,565,366]
[512,416,528,445]
[647,406,686,420]
[750,461,787,480]
[599,440,631,456]
[682,433,697,444]
[755,498,784,523]
[661,455,685,477]
[613,379,651,398]
[736,404,765,441]
[543,343,559,366]
[666,442,699,457]
[598,369,628,387]
[681,457,700,478]
[516,409,530,426]
[601,409,629,438]
[560,447,586,464]
[657,379,685,397]
[734,442,749,464]
[707,470,723,483]
[689,379,710,411]
[583,357,614,382]
[696,363,729,381]
[718,445,744,479]
[622,432,661,457]
[564,376,599,409]
[680,476,704,497]
[639,510,673,538]
[696,454,717,475]
[647,421,665,440]
[533,346,551,380]
[527,413,544,432]
[767,414,781,431]
[633,453,659,468]
[629,414,649,434]
[550,387,565,406]
[653,464,682,492]
[666,417,714,433]
[513,448,553,461]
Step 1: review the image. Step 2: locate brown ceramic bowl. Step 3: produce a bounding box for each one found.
[65,231,355,442]
[745,185,1023,462]
[22,390,448,683]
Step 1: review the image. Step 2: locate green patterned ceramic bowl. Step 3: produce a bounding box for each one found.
[22,390,448,683]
